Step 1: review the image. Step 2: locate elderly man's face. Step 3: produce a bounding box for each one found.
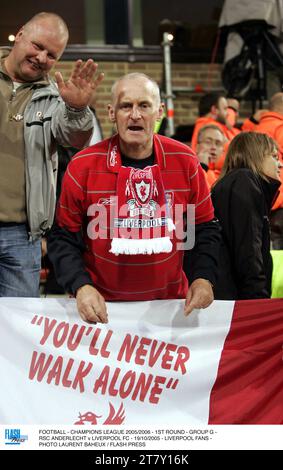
[11,19,67,82]
[108,77,163,157]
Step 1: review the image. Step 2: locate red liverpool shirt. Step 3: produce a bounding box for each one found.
[56,134,214,301]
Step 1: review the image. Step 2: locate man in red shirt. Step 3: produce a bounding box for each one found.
[48,73,220,323]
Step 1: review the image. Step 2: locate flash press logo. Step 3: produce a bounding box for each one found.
[5,429,28,445]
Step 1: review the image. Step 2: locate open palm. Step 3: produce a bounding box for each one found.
[55,59,104,109]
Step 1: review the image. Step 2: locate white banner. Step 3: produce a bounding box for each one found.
[0,298,234,426]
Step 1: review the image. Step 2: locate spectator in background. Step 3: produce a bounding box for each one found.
[196,125,226,188]
[191,92,239,151]
[0,12,103,297]
[241,108,269,132]
[256,93,283,146]
[191,92,239,172]
[212,132,281,300]
[226,97,240,129]
[253,92,283,248]
[226,97,269,133]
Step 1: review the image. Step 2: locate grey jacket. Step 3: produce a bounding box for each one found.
[23,80,94,240]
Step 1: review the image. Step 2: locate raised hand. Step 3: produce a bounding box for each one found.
[55,59,104,110]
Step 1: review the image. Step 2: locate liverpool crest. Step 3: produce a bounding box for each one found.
[125,167,158,216]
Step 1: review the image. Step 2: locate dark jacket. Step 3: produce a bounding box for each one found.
[211,168,280,300]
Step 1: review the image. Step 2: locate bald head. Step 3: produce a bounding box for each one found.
[24,12,69,44]
[111,73,161,107]
[269,92,283,114]
[108,72,164,159]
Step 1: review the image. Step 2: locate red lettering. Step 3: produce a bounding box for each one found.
[117,334,190,374]
[29,352,91,392]
[101,330,113,358]
[117,334,139,362]
[40,318,57,345]
[62,358,74,387]
[89,329,113,358]
[108,368,120,396]
[53,322,69,348]
[119,371,136,398]
[93,365,110,395]
[89,328,102,356]
[67,325,86,351]
[135,337,151,365]
[131,373,154,401]
[149,376,166,404]
[93,367,167,404]
[174,346,190,374]
[47,356,63,385]
[148,340,167,367]
[161,343,177,370]
[72,361,93,393]
[29,351,53,381]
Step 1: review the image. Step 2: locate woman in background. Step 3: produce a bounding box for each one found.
[212,132,281,299]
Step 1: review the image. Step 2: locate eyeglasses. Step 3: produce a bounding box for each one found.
[198,138,224,148]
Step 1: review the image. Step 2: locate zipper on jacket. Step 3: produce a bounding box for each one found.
[10,85,16,100]
[8,83,16,121]
[8,83,25,122]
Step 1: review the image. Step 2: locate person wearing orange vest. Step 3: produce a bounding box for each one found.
[256,93,283,147]
[241,109,269,132]
[191,93,239,171]
[191,93,241,149]
[196,125,226,188]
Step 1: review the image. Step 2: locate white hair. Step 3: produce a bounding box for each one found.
[111,73,161,105]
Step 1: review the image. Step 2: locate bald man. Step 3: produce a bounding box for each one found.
[48,72,220,323]
[256,93,283,146]
[0,12,103,297]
